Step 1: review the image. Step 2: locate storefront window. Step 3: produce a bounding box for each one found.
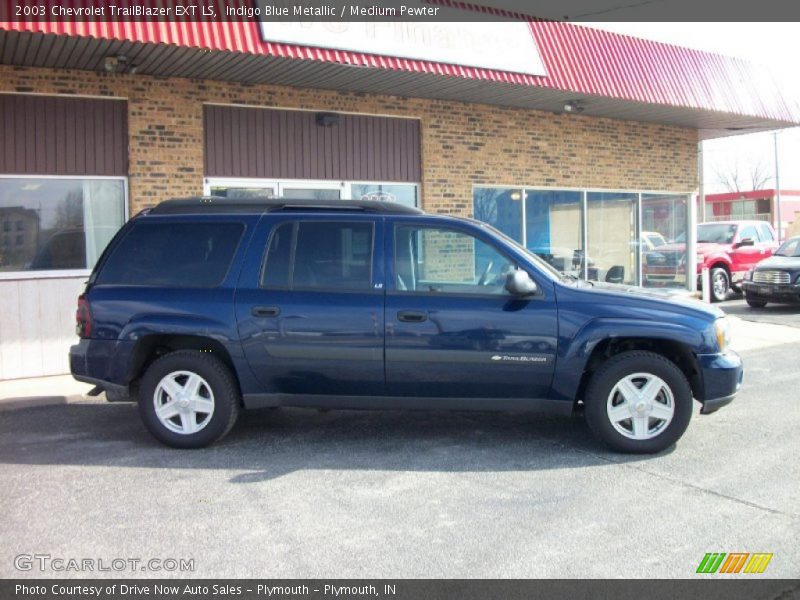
[642,193,688,289]
[0,178,126,273]
[473,186,689,288]
[525,190,583,274]
[472,187,523,243]
[586,192,637,285]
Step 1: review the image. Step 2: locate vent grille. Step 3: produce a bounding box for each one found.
[753,270,791,284]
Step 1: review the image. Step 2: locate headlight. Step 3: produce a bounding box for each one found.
[715,317,731,353]
[745,269,753,281]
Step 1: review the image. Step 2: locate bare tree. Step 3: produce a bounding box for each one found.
[715,159,772,192]
[748,161,772,190]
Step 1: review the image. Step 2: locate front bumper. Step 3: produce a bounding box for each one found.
[742,281,800,303]
[695,350,743,414]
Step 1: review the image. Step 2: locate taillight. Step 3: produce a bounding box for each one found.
[76,295,93,338]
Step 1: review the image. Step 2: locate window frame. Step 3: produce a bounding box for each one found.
[0,174,129,281]
[259,219,378,294]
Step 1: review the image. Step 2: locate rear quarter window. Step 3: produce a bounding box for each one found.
[96,221,244,287]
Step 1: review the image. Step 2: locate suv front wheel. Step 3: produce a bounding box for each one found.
[138,350,240,448]
[584,351,693,453]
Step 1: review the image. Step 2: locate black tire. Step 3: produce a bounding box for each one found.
[709,267,730,303]
[138,350,240,449]
[745,294,767,308]
[584,350,693,454]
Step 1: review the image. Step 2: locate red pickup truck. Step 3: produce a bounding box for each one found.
[643,220,779,302]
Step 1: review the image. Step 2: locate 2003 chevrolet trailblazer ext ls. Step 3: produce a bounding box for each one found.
[70,197,742,453]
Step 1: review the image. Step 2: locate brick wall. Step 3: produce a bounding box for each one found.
[0,65,698,215]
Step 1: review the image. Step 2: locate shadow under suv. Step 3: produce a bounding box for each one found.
[70,197,742,453]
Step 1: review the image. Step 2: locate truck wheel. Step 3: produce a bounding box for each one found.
[710,267,729,302]
[745,294,767,308]
[584,351,693,454]
[138,350,240,449]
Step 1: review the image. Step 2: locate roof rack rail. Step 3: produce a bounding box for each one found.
[148,196,424,215]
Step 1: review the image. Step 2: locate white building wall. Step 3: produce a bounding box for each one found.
[0,277,85,379]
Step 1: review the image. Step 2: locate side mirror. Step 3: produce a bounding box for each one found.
[734,237,755,249]
[505,269,538,296]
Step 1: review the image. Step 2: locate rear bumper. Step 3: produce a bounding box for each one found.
[695,350,743,414]
[70,339,131,400]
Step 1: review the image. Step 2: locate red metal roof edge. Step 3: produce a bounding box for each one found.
[2,2,800,123]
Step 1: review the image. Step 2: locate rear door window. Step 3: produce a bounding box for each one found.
[261,221,374,291]
[97,221,244,287]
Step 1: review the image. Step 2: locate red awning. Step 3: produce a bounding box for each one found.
[2,1,799,126]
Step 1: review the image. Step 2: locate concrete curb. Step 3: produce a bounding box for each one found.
[0,375,94,411]
[0,395,74,412]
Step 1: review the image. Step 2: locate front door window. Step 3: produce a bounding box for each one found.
[394,224,515,294]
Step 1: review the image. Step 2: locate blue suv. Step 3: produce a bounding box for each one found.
[70,197,742,453]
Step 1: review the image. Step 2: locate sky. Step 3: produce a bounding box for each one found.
[584,23,800,194]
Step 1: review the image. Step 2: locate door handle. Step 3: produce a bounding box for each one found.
[397,310,427,323]
[252,305,280,318]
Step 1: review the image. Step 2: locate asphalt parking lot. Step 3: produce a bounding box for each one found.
[1,310,798,579]
[719,294,800,328]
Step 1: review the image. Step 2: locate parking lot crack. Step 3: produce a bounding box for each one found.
[582,450,799,521]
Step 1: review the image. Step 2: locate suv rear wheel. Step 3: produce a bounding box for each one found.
[138,350,240,448]
[584,351,693,453]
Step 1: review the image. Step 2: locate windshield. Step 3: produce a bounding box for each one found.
[674,224,737,244]
[646,234,666,248]
[474,221,563,281]
[696,223,737,244]
[775,237,800,257]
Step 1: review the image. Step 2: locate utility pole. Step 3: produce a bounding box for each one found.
[689,141,701,294]
[774,131,783,242]
[698,141,706,223]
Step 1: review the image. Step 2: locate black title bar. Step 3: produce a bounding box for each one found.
[4,0,800,22]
